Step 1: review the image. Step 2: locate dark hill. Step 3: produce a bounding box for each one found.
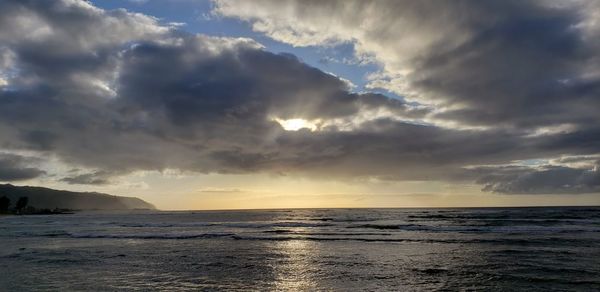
[0,184,155,210]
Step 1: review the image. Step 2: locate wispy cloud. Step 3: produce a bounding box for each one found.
[0,0,599,195]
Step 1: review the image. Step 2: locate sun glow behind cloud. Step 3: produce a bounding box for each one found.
[275,118,318,131]
[2,0,600,210]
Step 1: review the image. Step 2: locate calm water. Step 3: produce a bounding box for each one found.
[1,207,599,291]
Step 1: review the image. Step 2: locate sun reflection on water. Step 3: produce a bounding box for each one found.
[272,228,319,291]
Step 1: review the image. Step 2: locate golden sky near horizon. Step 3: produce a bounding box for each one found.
[19,171,600,210]
[1,0,600,209]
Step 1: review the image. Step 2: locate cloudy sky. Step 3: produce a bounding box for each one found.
[1,0,599,209]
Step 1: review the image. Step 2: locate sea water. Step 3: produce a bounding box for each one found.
[1,207,599,291]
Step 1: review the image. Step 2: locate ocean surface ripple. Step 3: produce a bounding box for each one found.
[1,207,599,291]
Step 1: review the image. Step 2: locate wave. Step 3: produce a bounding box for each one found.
[497,273,600,286]
[223,221,336,228]
[346,223,600,233]
[230,235,596,245]
[347,223,426,230]
[307,217,380,222]
[67,232,235,239]
[116,222,214,228]
[113,221,336,229]
[262,230,392,236]
[408,211,600,221]
[26,230,599,246]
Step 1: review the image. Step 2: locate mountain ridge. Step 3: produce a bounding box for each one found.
[0,184,156,210]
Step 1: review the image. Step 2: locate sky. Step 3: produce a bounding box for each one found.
[0,0,599,210]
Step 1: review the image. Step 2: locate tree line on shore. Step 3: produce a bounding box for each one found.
[0,196,72,215]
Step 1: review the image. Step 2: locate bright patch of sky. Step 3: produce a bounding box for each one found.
[92,0,398,98]
[517,159,550,166]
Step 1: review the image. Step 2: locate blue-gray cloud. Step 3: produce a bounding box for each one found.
[0,153,45,181]
[478,164,600,194]
[0,0,598,194]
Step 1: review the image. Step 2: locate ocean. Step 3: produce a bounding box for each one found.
[1,207,599,291]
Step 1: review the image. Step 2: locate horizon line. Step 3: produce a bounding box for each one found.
[151,204,600,212]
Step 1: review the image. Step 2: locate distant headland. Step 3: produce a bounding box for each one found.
[0,184,155,215]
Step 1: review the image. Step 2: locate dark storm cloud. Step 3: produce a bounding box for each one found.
[60,170,112,185]
[0,0,426,174]
[476,164,600,194]
[216,0,600,131]
[0,0,599,194]
[412,1,600,130]
[0,154,45,181]
[116,41,421,124]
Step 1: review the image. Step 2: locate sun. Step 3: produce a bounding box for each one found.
[275,118,317,131]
